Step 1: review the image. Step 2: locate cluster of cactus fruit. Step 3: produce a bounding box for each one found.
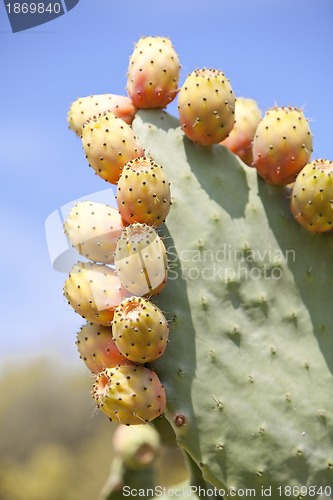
[64,38,180,426]
[64,162,171,424]
[66,35,333,233]
[63,35,333,495]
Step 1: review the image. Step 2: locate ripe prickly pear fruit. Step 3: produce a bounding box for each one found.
[112,296,169,363]
[92,365,166,425]
[63,262,131,326]
[82,112,145,184]
[64,201,127,264]
[252,106,313,185]
[127,36,180,109]
[76,322,135,374]
[116,157,171,226]
[115,223,168,297]
[290,159,333,232]
[112,424,160,469]
[177,68,235,146]
[221,97,262,166]
[67,94,137,136]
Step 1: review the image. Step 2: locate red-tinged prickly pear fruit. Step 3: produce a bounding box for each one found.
[221,97,262,166]
[92,365,166,425]
[81,112,145,185]
[112,424,160,469]
[290,159,333,232]
[115,223,168,297]
[177,68,235,146]
[64,201,127,265]
[63,262,131,326]
[112,296,169,363]
[76,322,135,374]
[67,94,137,136]
[127,36,181,109]
[252,106,313,185]
[116,157,171,226]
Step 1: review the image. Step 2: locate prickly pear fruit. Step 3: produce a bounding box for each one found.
[290,158,333,232]
[67,94,137,135]
[76,322,135,374]
[112,296,169,363]
[221,97,261,165]
[178,68,235,146]
[82,111,145,184]
[252,106,313,185]
[116,157,171,226]
[92,365,166,425]
[115,223,168,297]
[127,36,180,109]
[112,424,160,469]
[64,201,126,264]
[63,262,131,326]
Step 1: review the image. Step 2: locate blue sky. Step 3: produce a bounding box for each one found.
[0,0,332,367]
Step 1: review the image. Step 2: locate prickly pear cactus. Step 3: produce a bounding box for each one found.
[133,109,333,497]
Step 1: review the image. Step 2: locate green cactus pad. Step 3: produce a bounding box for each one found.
[133,110,333,497]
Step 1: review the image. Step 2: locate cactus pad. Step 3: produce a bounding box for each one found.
[132,110,333,495]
